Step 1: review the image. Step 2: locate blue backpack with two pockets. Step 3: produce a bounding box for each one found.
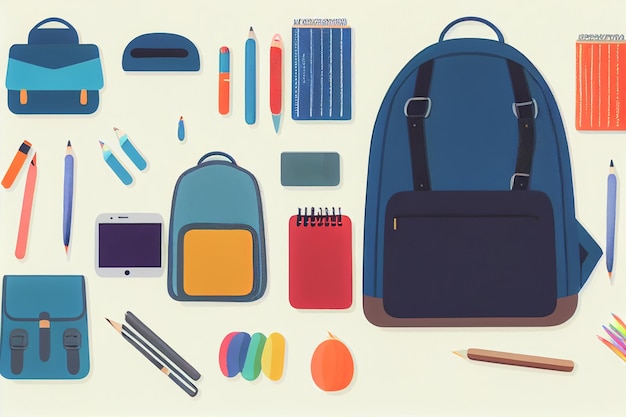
[363,17,602,327]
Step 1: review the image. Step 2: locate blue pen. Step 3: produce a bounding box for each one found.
[63,140,74,255]
[607,160,617,279]
[178,116,185,141]
[114,127,147,171]
[245,26,257,125]
[99,140,133,185]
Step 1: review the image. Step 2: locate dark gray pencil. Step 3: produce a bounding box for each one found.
[106,318,198,397]
[125,311,201,381]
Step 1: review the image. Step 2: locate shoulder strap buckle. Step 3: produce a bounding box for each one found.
[404,97,432,118]
[512,98,538,119]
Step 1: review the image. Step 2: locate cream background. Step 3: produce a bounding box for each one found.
[1,0,625,416]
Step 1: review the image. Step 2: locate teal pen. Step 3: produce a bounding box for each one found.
[99,140,133,185]
[114,127,147,170]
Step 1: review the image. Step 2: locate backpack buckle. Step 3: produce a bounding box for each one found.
[510,173,530,190]
[63,328,81,375]
[9,329,28,375]
[512,99,537,119]
[404,97,431,118]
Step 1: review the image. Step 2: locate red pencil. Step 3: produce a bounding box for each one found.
[269,34,283,133]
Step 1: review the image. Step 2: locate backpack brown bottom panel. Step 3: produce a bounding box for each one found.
[363,294,578,327]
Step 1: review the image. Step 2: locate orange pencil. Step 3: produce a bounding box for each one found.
[269,34,283,133]
[597,335,626,362]
[219,46,230,115]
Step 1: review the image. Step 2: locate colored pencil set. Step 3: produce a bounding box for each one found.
[597,313,626,362]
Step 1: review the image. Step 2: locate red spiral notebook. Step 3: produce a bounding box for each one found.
[288,207,352,309]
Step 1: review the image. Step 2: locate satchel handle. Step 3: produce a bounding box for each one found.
[197,151,237,166]
[28,17,79,45]
[439,16,505,43]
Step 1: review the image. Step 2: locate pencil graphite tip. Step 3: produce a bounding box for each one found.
[272,114,280,133]
[250,26,253,31]
[452,350,467,358]
[67,140,71,146]
[610,160,614,167]
[105,318,123,333]
[98,140,104,148]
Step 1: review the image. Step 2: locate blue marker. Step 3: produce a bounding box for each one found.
[99,141,133,185]
[178,116,185,141]
[114,127,147,171]
[245,27,257,125]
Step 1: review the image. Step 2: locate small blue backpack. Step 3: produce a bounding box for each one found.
[168,152,267,302]
[363,17,602,327]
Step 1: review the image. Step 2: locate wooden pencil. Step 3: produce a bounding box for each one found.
[456,348,575,372]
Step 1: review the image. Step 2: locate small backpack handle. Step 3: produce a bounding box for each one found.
[28,17,79,45]
[439,17,504,43]
[197,151,237,166]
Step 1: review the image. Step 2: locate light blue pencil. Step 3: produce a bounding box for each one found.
[99,140,133,185]
[245,26,257,125]
[607,160,617,278]
[114,127,147,171]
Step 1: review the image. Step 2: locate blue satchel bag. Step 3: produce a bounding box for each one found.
[5,17,104,114]
[0,275,90,379]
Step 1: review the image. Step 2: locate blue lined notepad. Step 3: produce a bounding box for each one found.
[292,18,352,121]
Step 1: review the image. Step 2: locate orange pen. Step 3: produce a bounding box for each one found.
[219,46,230,115]
[2,140,32,189]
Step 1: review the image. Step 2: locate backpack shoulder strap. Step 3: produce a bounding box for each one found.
[405,58,537,191]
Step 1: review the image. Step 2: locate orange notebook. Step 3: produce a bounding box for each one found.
[576,39,626,130]
[289,207,352,309]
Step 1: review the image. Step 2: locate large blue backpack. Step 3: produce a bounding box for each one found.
[363,17,602,327]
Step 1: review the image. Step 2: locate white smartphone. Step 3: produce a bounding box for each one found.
[95,213,164,277]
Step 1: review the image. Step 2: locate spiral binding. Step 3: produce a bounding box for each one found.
[296,207,343,227]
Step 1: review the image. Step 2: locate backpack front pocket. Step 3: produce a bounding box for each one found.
[382,190,557,319]
[178,223,258,299]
